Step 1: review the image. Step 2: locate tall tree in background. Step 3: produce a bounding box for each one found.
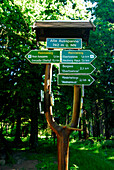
[0,0,45,147]
[84,0,114,139]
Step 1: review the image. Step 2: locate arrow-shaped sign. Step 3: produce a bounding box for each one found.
[57,74,95,86]
[62,50,97,63]
[25,50,60,64]
[59,63,96,74]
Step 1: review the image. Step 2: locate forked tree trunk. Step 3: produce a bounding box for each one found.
[44,64,81,170]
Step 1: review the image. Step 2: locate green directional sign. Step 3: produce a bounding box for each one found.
[57,74,95,86]
[25,50,60,64]
[62,50,97,63]
[46,38,82,49]
[59,63,95,74]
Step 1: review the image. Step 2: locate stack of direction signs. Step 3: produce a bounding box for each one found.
[46,38,97,86]
[58,49,96,86]
[25,38,97,86]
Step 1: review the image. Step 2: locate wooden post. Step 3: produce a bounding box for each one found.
[44,64,81,170]
[70,85,81,127]
[57,128,70,170]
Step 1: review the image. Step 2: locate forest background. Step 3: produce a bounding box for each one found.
[0,0,114,168]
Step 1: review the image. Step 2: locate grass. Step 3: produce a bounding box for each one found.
[69,139,114,170]
[22,138,58,169]
[2,136,114,170]
[33,138,114,170]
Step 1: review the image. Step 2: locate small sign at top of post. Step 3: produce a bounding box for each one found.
[46,38,82,49]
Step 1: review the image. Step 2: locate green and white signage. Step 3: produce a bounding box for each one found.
[46,38,82,49]
[62,50,97,63]
[25,50,60,64]
[57,74,95,86]
[59,63,95,74]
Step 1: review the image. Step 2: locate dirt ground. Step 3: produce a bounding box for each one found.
[0,151,39,170]
[0,160,38,170]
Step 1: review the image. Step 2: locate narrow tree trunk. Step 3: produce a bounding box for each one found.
[93,101,100,137]
[15,97,22,144]
[57,129,70,170]
[95,101,100,137]
[79,118,81,139]
[104,100,110,139]
[30,95,38,148]
[83,119,86,139]
[15,115,21,143]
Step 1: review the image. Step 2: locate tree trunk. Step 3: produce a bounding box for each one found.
[14,97,22,144]
[44,64,81,170]
[30,95,38,148]
[93,101,100,137]
[57,129,70,170]
[96,101,100,137]
[79,118,81,139]
[15,115,21,144]
[104,100,110,139]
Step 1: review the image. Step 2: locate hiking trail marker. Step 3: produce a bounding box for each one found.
[62,50,97,63]
[59,63,95,74]
[25,50,60,64]
[57,74,95,86]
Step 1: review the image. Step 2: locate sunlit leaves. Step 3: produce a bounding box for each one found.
[14,0,92,21]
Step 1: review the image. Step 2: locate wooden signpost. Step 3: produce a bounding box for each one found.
[26,20,96,170]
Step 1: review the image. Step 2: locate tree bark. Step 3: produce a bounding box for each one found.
[30,95,38,148]
[95,101,100,137]
[15,115,22,144]
[44,64,81,170]
[104,100,110,139]
[79,118,81,139]
[14,98,22,144]
[57,128,70,170]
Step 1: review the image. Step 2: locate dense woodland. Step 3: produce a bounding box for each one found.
[0,0,114,162]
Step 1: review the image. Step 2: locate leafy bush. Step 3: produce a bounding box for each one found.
[102,140,114,149]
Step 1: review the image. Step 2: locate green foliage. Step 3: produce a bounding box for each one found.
[0,0,31,117]
[0,0,46,147]
[0,0,93,143]
[0,0,114,155]
[102,140,114,149]
[94,0,114,23]
[70,139,114,170]
[1,137,113,169]
[15,0,92,21]
[83,0,114,138]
